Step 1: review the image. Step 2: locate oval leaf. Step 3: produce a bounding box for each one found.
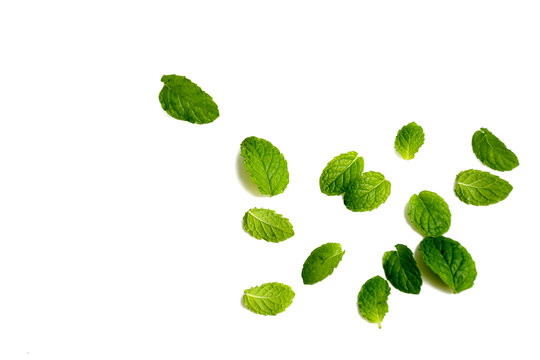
[243,282,295,316]
[319,151,364,195]
[357,276,390,329]
[418,236,477,294]
[382,244,422,294]
[243,208,294,243]
[240,136,289,196]
[395,122,425,160]
[159,75,219,124]
[407,191,451,237]
[455,169,513,206]
[343,171,391,212]
[472,128,519,171]
[301,243,345,285]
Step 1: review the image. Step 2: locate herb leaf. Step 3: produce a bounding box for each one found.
[407,191,451,237]
[472,128,519,171]
[343,171,391,212]
[395,122,425,160]
[159,75,219,124]
[301,243,345,285]
[243,282,295,315]
[382,244,422,294]
[240,136,289,196]
[319,151,364,195]
[243,208,294,243]
[357,276,391,328]
[418,236,477,293]
[455,169,513,206]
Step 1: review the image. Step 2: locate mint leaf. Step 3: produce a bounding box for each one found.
[394,122,425,160]
[301,243,345,285]
[243,282,295,315]
[407,191,451,237]
[240,136,289,196]
[418,236,477,293]
[357,276,390,328]
[382,244,422,294]
[243,208,294,243]
[455,169,513,206]
[343,171,391,212]
[472,128,519,171]
[319,151,364,195]
[159,75,219,124]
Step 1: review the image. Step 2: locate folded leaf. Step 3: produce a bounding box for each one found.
[343,171,391,212]
[159,75,219,124]
[455,169,513,206]
[382,244,422,294]
[302,243,345,285]
[243,282,295,315]
[319,151,364,195]
[395,122,425,160]
[418,236,477,293]
[472,128,519,171]
[240,136,289,196]
[243,208,294,243]
[407,191,451,237]
[357,276,390,328]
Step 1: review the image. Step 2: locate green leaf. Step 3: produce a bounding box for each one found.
[418,236,477,294]
[319,151,364,195]
[382,244,422,294]
[394,122,425,160]
[158,75,219,124]
[407,191,451,237]
[301,243,345,285]
[357,276,390,328]
[243,208,294,243]
[240,136,289,196]
[472,128,519,171]
[243,282,295,315]
[343,171,391,212]
[455,169,513,206]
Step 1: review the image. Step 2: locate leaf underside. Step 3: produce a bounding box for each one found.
[455,169,513,206]
[243,208,294,243]
[243,282,295,315]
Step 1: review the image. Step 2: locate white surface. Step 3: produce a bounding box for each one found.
[1,1,540,359]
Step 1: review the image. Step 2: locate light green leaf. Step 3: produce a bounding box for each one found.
[382,244,422,294]
[240,136,289,196]
[344,171,391,212]
[455,169,513,206]
[472,128,519,171]
[243,208,294,243]
[158,75,219,124]
[243,282,295,315]
[394,122,425,160]
[357,276,390,329]
[319,151,364,195]
[407,191,451,237]
[301,243,345,285]
[419,236,477,294]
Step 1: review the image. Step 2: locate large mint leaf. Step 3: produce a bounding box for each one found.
[472,128,519,171]
[343,171,391,212]
[357,276,390,328]
[455,169,513,206]
[407,191,451,237]
[240,137,289,196]
[382,244,422,294]
[302,243,345,285]
[418,236,477,294]
[243,282,295,315]
[394,122,425,160]
[159,75,219,124]
[243,208,294,243]
[319,151,364,195]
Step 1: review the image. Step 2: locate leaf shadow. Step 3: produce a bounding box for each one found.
[236,152,264,197]
[413,244,453,294]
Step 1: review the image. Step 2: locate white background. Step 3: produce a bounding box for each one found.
[1,1,539,359]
